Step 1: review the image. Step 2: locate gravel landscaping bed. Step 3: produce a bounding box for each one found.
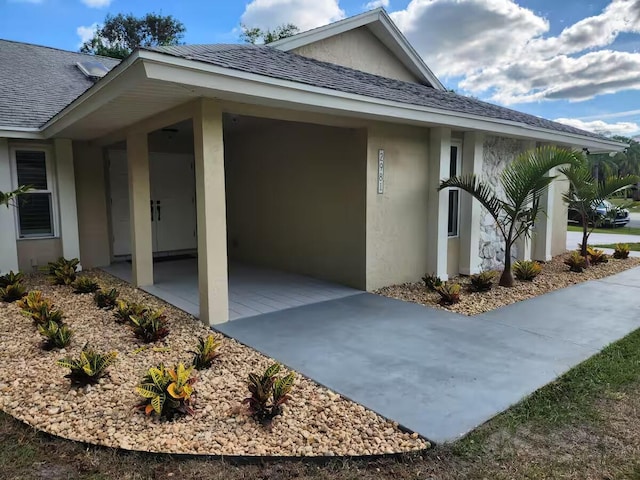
[0,270,427,457]
[376,254,640,316]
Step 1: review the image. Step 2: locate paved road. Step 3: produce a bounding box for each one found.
[216,267,640,444]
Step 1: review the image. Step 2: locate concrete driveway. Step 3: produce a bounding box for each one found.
[216,266,640,443]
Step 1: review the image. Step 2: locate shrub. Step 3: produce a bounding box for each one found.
[0,282,26,302]
[565,251,587,273]
[421,273,443,291]
[17,290,50,312]
[0,271,23,288]
[72,277,100,294]
[47,257,79,285]
[57,344,117,385]
[613,243,630,259]
[114,299,149,324]
[243,363,295,424]
[94,288,119,309]
[23,304,64,327]
[587,246,608,265]
[38,321,73,350]
[190,334,223,370]
[469,271,496,292]
[434,282,461,305]
[129,308,169,343]
[136,363,196,418]
[513,260,543,281]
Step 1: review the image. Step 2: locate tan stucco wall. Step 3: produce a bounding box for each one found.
[291,27,420,83]
[366,124,430,290]
[225,120,367,288]
[17,238,62,272]
[74,142,111,268]
[552,174,570,255]
[448,237,460,276]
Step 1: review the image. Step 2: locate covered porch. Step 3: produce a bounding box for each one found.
[103,258,360,321]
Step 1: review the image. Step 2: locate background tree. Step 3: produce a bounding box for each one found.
[80,13,185,59]
[240,24,299,44]
[439,147,579,287]
[560,159,638,263]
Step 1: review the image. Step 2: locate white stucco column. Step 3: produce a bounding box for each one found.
[126,132,154,286]
[193,99,229,325]
[54,138,82,269]
[533,167,556,262]
[459,131,484,275]
[0,138,19,273]
[516,140,537,262]
[426,127,451,280]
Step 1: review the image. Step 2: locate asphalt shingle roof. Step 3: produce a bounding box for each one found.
[0,39,120,128]
[0,39,608,143]
[146,44,607,141]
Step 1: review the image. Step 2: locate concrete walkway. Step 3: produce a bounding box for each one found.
[216,266,640,444]
[567,231,640,257]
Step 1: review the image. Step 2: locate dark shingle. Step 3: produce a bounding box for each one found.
[146,44,607,141]
[0,39,120,128]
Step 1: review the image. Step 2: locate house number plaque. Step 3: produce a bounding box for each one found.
[377,149,384,194]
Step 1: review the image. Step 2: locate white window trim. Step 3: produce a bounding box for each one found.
[9,144,59,240]
[448,140,463,238]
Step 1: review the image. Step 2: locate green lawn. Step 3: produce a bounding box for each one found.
[3,328,640,479]
[568,224,640,235]
[594,242,640,251]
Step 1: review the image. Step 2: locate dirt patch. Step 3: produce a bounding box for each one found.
[0,271,427,457]
[375,255,640,315]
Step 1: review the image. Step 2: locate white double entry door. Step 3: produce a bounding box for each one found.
[109,150,197,257]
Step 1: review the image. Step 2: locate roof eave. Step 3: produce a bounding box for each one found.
[0,127,44,139]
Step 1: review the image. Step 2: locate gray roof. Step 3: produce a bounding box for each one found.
[146,44,607,141]
[0,39,120,128]
[0,39,607,142]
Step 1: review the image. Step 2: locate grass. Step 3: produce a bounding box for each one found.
[568,224,640,235]
[4,328,640,479]
[594,242,640,251]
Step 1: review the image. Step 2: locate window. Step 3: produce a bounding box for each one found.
[12,148,56,238]
[448,143,462,237]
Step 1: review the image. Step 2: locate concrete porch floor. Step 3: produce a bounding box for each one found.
[102,258,361,321]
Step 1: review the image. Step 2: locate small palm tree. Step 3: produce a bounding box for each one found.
[560,159,638,263]
[440,146,579,287]
[0,185,32,208]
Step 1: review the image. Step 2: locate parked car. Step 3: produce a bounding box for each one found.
[568,199,630,227]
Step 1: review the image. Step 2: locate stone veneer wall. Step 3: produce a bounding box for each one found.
[479,136,527,270]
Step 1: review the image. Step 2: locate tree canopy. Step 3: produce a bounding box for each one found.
[240,24,299,44]
[80,13,186,59]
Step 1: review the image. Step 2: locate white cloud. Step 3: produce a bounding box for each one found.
[555,118,640,136]
[81,0,112,7]
[388,0,640,104]
[364,0,389,9]
[241,0,345,32]
[76,23,99,46]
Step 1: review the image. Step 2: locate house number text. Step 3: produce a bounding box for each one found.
[377,149,384,194]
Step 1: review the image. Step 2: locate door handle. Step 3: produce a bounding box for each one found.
[150,200,154,222]
[156,201,161,222]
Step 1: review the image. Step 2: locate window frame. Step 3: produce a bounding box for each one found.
[448,140,463,238]
[10,145,59,240]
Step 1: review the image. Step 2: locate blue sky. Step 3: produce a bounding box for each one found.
[2,0,639,137]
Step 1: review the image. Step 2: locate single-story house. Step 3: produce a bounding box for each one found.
[0,8,624,324]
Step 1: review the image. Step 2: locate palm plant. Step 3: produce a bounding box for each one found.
[0,185,32,208]
[439,146,579,287]
[560,159,638,263]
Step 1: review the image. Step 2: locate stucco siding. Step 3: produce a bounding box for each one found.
[225,120,367,288]
[448,237,460,276]
[552,174,569,255]
[366,124,430,290]
[17,238,62,272]
[291,27,420,84]
[74,142,111,268]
